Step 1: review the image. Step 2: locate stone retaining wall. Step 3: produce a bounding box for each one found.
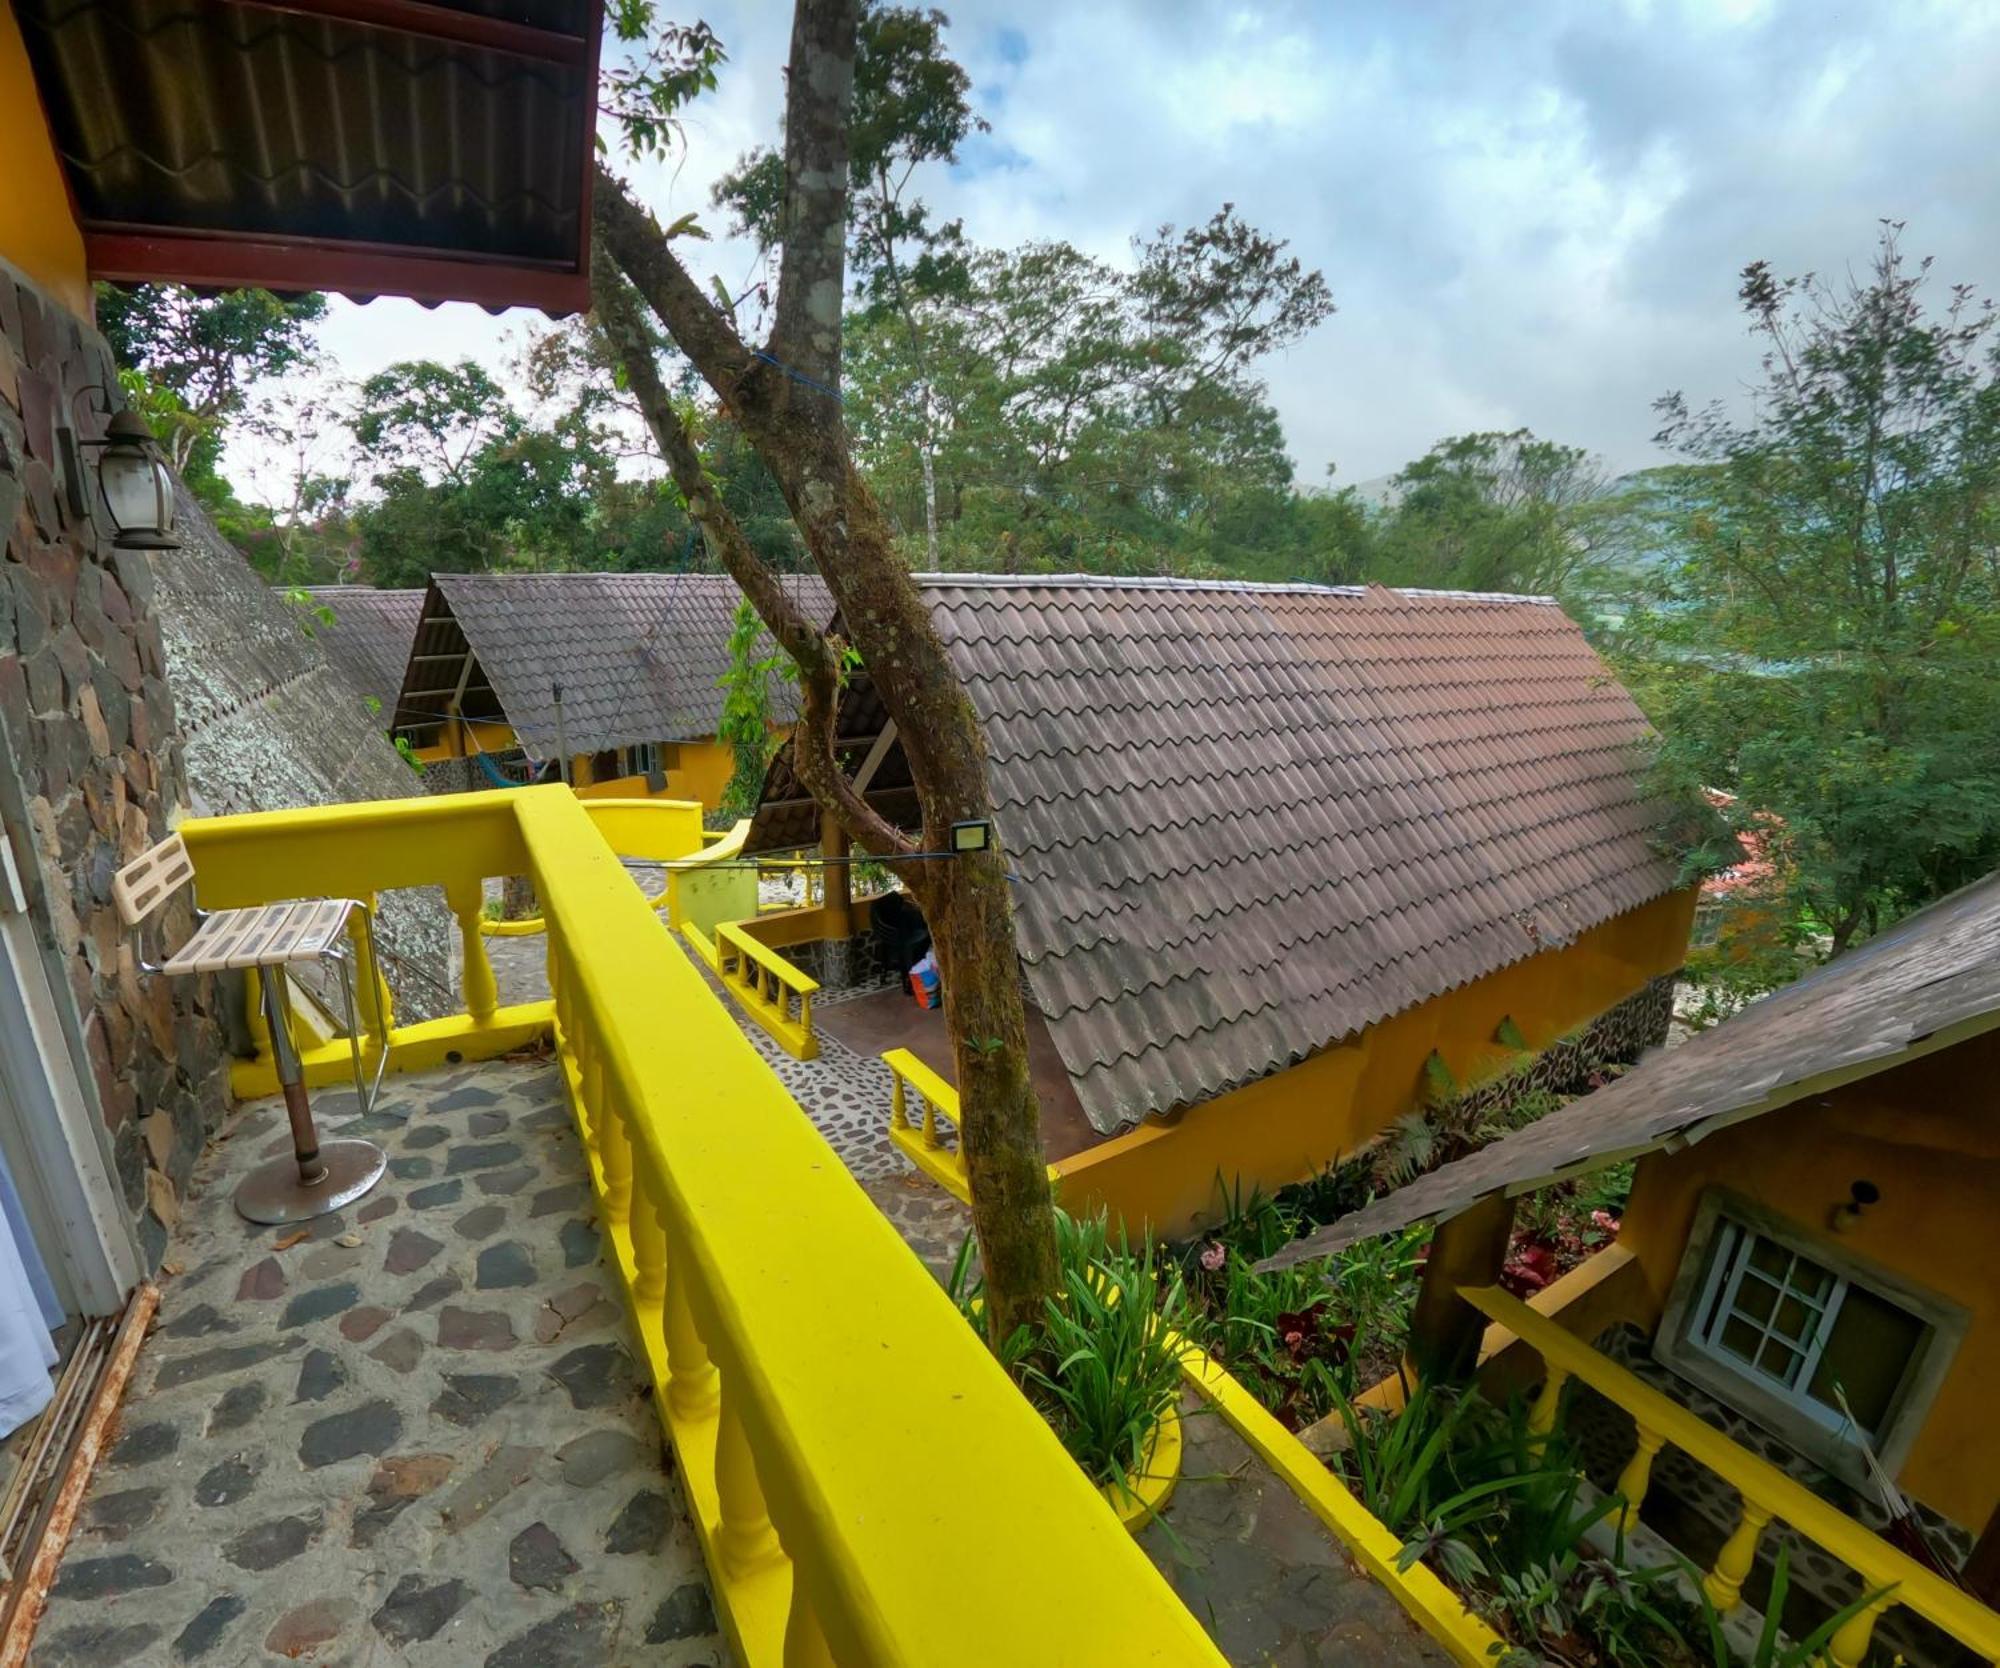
[0,255,227,1269]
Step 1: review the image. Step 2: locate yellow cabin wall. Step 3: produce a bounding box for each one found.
[1619,1029,2000,1530]
[1056,886,1698,1239]
[0,6,89,319]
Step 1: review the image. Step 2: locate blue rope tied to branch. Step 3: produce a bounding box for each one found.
[753,350,842,404]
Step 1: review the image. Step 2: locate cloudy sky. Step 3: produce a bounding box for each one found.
[224,0,2000,503]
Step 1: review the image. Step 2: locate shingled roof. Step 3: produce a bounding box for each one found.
[302,587,425,712]
[749,576,1682,1134]
[391,572,831,759]
[1261,868,2000,1268]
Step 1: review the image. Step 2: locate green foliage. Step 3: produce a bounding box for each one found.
[844,211,1334,573]
[1613,224,2000,970]
[1370,429,1621,599]
[717,598,783,819]
[948,1208,1190,1492]
[97,283,326,430]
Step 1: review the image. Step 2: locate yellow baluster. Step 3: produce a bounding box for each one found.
[1614,1426,1665,1535]
[632,1169,667,1314]
[1702,1502,1774,1612]
[784,1573,838,1668]
[715,1389,783,1575]
[665,1248,719,1421]
[598,1094,633,1232]
[1823,1595,1892,1668]
[889,1074,909,1132]
[355,896,395,1047]
[445,878,499,1023]
[576,1037,601,1145]
[1528,1364,1570,1442]
[921,1096,940,1151]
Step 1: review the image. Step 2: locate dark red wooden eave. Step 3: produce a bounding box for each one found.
[86,230,590,316]
[73,0,604,315]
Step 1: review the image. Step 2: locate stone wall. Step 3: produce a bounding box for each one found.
[155,488,456,1021]
[0,255,227,1269]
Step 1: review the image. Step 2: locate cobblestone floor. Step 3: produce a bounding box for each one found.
[31,1061,726,1668]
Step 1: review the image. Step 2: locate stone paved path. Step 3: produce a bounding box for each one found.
[1143,1395,1451,1667]
[31,1061,727,1668]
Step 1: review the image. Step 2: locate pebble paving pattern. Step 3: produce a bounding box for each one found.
[30,1062,728,1668]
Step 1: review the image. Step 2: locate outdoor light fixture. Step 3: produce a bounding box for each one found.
[1830,1179,1880,1234]
[58,392,181,551]
[90,409,180,550]
[949,819,993,854]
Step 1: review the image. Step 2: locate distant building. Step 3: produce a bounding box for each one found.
[389,572,830,810]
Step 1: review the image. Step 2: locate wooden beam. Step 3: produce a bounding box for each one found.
[1406,1192,1515,1384]
[850,719,899,796]
[223,0,589,63]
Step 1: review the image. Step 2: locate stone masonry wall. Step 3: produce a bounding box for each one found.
[0,255,227,1270]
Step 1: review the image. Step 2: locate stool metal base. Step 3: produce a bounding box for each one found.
[234,1138,388,1226]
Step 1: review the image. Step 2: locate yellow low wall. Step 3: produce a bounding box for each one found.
[1054,888,1697,1240]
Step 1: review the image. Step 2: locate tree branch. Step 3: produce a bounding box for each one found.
[589,247,915,862]
[767,0,859,393]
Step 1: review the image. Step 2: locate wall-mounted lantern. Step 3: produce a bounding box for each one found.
[56,397,181,551]
[90,409,180,550]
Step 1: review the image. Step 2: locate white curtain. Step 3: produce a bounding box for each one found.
[0,1140,59,1439]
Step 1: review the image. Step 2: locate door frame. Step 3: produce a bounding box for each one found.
[0,837,141,1317]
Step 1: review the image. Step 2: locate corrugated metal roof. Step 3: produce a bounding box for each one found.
[16,0,601,312]
[748,577,1681,1134]
[302,585,424,711]
[391,571,831,758]
[1260,870,2000,1268]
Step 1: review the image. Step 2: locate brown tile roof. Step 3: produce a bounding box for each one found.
[301,587,425,712]
[749,577,1682,1135]
[1261,869,2000,1267]
[391,572,830,759]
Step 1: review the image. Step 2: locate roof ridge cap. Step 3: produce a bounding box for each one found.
[914,572,1558,604]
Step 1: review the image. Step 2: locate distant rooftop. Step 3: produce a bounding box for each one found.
[392,571,832,759]
[301,586,425,714]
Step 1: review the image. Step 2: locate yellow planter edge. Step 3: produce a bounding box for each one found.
[1100,1400,1184,1533]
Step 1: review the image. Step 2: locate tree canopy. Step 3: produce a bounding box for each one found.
[1613,224,2000,964]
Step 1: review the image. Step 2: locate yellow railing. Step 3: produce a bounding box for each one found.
[664,818,759,937]
[884,1048,968,1198]
[181,794,553,1098]
[756,854,822,913]
[1459,1284,2000,1668]
[480,798,710,937]
[682,921,819,1060]
[180,785,1223,1668]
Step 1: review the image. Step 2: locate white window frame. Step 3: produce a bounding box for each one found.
[1656,1188,1967,1488]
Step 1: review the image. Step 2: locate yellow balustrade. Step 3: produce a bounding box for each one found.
[884,1047,970,1200]
[517,787,1225,1667]
[881,1050,1062,1206]
[682,921,819,1060]
[180,793,554,1099]
[481,797,711,937]
[1457,1283,2000,1666]
[177,784,1222,1668]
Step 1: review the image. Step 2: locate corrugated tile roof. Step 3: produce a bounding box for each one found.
[301,586,425,712]
[1262,868,2000,1266]
[391,572,831,758]
[749,577,1681,1133]
[17,0,603,312]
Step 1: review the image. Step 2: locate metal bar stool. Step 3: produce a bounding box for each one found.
[113,833,389,1225]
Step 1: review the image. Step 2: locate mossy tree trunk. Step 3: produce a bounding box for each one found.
[589,0,1059,1342]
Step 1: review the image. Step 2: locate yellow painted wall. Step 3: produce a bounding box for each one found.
[0,5,89,319]
[1619,1030,2000,1529]
[1055,886,1698,1240]
[573,738,737,811]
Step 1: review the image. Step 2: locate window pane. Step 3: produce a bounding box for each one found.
[1720,1315,1763,1362]
[1808,1286,1926,1434]
[1736,1275,1778,1323]
[1773,1293,1815,1344]
[1789,1255,1836,1303]
[1748,1235,1790,1277]
[1758,1335,1804,1384]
